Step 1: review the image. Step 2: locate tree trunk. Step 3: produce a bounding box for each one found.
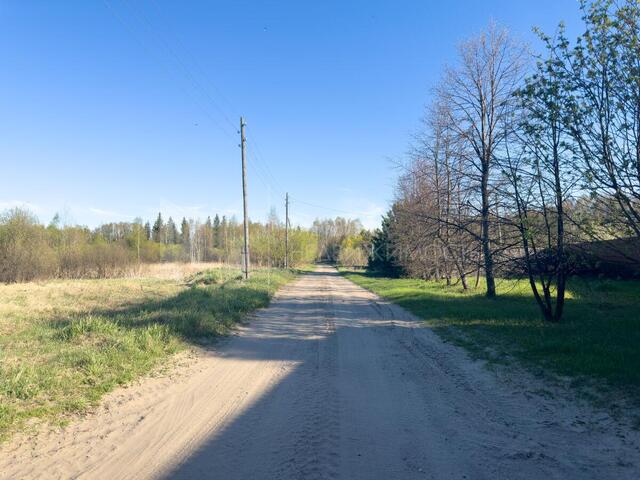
[481,160,496,297]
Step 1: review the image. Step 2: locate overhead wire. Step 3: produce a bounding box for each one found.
[122,0,238,135]
[125,0,285,199]
[289,196,379,219]
[114,0,284,200]
[144,0,243,125]
[103,0,237,142]
[245,131,285,194]
[106,0,367,229]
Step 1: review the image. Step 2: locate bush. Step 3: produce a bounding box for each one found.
[0,209,56,282]
[0,209,136,282]
[338,246,368,267]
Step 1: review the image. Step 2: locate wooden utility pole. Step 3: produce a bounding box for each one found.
[240,117,250,279]
[285,192,289,268]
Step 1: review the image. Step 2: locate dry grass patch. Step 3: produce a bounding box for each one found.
[0,266,295,441]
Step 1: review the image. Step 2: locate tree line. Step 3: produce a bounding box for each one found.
[0,208,319,282]
[311,217,371,266]
[370,0,640,322]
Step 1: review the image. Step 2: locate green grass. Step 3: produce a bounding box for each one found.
[0,266,296,441]
[341,269,640,398]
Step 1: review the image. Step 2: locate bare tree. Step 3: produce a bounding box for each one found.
[439,23,527,296]
[392,106,480,285]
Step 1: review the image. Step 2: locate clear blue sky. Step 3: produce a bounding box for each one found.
[1,0,583,229]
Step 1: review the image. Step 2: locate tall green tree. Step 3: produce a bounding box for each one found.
[368,210,401,276]
[502,29,574,322]
[180,217,190,247]
[152,213,163,243]
[559,0,640,237]
[213,214,221,248]
[166,217,178,244]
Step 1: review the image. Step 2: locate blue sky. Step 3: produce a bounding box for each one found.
[1,1,583,229]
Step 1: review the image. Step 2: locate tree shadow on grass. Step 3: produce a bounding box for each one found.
[157,273,640,480]
[341,271,640,388]
[46,281,279,344]
[15,269,640,477]
[43,267,640,389]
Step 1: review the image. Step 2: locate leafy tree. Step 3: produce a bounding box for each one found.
[204,216,213,261]
[558,0,640,237]
[502,29,575,322]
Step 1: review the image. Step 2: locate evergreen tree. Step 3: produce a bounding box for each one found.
[180,217,190,246]
[144,221,151,240]
[368,210,401,276]
[152,212,163,243]
[204,216,213,261]
[48,213,61,229]
[166,217,178,244]
[213,214,221,248]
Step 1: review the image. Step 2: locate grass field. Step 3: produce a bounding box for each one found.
[341,270,640,400]
[0,265,296,441]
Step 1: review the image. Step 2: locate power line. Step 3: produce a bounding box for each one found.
[122,0,238,134]
[245,154,273,192]
[145,0,243,124]
[103,0,237,141]
[245,129,284,194]
[108,0,287,200]
[289,196,380,218]
[107,1,371,229]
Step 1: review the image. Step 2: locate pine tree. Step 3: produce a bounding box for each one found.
[152,212,163,243]
[213,214,221,248]
[166,217,178,244]
[368,210,400,276]
[180,217,190,246]
[204,216,213,261]
[48,213,61,229]
[144,221,151,240]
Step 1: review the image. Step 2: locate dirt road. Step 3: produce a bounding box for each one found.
[2,266,638,479]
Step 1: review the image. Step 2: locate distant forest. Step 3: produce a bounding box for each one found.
[0,208,371,282]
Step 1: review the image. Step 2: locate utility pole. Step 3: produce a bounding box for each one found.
[240,117,250,279]
[285,192,289,268]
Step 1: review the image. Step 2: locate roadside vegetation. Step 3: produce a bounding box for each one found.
[0,208,317,283]
[312,217,371,267]
[0,266,295,441]
[367,0,640,324]
[352,0,640,406]
[342,270,640,400]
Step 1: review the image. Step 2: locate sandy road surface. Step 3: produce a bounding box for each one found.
[2,265,639,479]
